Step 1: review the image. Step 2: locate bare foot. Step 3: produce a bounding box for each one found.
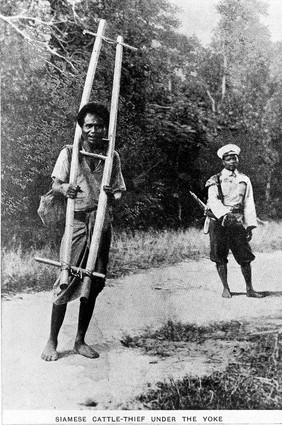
[246,291,264,298]
[73,342,99,359]
[222,288,232,298]
[41,339,59,361]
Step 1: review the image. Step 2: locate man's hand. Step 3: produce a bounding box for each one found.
[246,227,253,241]
[103,185,115,203]
[61,183,81,199]
[222,212,238,227]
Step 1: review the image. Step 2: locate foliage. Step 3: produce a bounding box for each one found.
[122,321,281,410]
[121,320,246,351]
[2,0,282,232]
[2,221,282,295]
[208,0,282,217]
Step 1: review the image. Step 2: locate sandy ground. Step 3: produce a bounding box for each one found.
[2,251,282,411]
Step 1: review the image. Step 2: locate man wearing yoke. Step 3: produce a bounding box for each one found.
[42,102,126,361]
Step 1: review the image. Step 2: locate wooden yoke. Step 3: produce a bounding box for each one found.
[59,19,107,290]
[80,36,124,303]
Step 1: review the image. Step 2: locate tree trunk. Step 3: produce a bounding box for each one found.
[207,89,216,113]
[221,52,227,102]
[265,169,272,203]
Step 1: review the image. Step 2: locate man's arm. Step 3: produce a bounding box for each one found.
[52,178,80,199]
[207,184,230,219]
[243,178,257,230]
[51,147,80,199]
[103,185,123,203]
[113,191,122,200]
[245,227,253,241]
[207,183,238,227]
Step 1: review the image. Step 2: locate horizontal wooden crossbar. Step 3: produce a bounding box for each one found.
[79,151,107,160]
[83,30,138,51]
[35,257,105,279]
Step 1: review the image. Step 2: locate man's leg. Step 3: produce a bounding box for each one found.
[73,281,101,358]
[216,263,232,298]
[209,220,231,298]
[74,227,111,358]
[241,262,263,298]
[229,226,263,298]
[41,303,67,361]
[41,217,84,361]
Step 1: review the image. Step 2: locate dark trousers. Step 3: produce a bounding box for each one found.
[209,219,255,265]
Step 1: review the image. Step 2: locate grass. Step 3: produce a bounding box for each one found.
[109,220,282,276]
[1,246,59,295]
[109,227,210,277]
[121,320,282,410]
[251,220,282,252]
[2,224,282,409]
[121,320,248,355]
[2,221,282,295]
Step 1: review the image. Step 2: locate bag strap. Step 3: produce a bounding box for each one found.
[216,173,224,203]
[64,144,73,163]
[64,143,83,164]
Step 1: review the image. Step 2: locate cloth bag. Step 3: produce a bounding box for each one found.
[37,189,66,226]
[37,145,72,226]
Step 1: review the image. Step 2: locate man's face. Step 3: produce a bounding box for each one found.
[81,113,107,148]
[222,154,239,171]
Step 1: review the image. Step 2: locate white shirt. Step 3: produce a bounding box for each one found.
[206,169,257,229]
[52,147,126,212]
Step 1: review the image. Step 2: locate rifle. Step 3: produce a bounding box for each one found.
[189,191,207,212]
[189,191,210,234]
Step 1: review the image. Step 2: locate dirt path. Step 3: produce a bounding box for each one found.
[2,251,282,410]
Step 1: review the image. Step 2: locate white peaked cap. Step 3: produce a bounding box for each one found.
[217,144,241,159]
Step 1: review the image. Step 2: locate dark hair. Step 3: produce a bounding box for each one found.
[76,102,110,128]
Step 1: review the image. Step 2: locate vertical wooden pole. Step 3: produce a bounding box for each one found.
[80,36,124,302]
[60,19,107,289]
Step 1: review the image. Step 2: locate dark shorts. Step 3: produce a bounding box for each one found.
[209,220,255,265]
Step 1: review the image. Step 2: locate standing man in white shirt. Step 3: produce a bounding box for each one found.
[205,144,263,299]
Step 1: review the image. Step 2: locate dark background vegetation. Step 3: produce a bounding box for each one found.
[2,0,282,246]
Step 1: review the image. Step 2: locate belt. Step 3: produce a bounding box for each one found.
[74,208,97,221]
[230,205,243,214]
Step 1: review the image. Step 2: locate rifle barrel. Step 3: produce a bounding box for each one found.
[189,191,206,210]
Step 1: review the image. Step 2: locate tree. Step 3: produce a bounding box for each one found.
[2,0,207,230]
[199,0,282,217]
[4,0,281,238]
